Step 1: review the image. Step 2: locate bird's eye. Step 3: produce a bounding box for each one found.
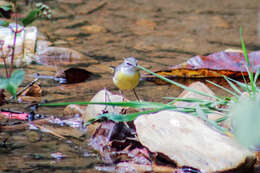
[126,62,132,66]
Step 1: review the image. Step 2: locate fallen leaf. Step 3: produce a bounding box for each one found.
[144,50,260,84]
[21,83,42,97]
[64,68,94,83]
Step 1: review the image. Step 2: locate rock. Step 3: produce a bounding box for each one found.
[84,89,125,136]
[63,104,86,117]
[84,89,124,122]
[81,25,107,34]
[134,110,256,172]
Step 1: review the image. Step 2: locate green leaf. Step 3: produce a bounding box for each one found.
[0,77,8,89]
[21,9,40,26]
[240,27,256,95]
[254,68,260,84]
[6,82,17,97]
[10,70,24,87]
[40,101,172,109]
[206,79,239,98]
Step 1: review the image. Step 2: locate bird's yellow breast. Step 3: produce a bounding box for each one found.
[113,70,140,90]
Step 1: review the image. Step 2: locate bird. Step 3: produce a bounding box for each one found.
[113,57,141,101]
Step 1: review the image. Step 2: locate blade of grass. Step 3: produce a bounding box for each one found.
[206,80,239,98]
[196,105,232,136]
[40,101,171,109]
[224,76,249,92]
[215,116,228,123]
[241,70,251,93]
[240,27,250,67]
[222,76,243,95]
[138,65,220,101]
[86,107,171,125]
[254,68,260,84]
[164,97,212,103]
[245,65,256,95]
[240,27,256,95]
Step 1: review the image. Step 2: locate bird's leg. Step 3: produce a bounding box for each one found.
[132,88,140,102]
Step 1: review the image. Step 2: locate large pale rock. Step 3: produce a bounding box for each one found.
[134,110,255,172]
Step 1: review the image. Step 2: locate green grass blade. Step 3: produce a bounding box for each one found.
[240,27,250,67]
[241,72,250,93]
[215,116,228,123]
[138,65,220,100]
[196,105,231,135]
[207,80,239,98]
[40,101,171,109]
[245,65,256,95]
[224,76,249,92]
[254,68,260,84]
[164,97,211,103]
[240,27,255,95]
[85,106,175,125]
[222,76,242,95]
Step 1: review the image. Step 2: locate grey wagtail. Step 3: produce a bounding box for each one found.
[113,57,141,100]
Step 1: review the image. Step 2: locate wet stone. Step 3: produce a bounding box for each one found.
[134,110,256,172]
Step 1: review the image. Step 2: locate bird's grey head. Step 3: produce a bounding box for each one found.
[123,57,138,67]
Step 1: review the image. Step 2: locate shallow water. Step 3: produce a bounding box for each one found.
[0,0,260,172]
